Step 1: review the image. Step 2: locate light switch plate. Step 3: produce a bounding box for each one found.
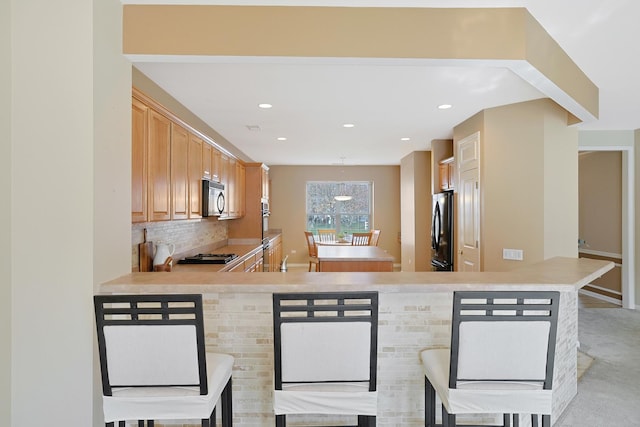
[503,248,524,261]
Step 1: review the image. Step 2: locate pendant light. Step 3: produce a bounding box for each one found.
[334,183,352,201]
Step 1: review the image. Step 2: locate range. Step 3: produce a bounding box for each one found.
[177,253,238,264]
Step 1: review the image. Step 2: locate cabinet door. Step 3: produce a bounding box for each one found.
[148,110,172,221]
[212,148,222,182]
[227,157,237,217]
[188,133,203,218]
[171,123,189,220]
[132,98,148,223]
[236,162,245,217]
[202,142,212,181]
[439,163,449,190]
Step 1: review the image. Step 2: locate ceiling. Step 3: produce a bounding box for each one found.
[130,0,640,166]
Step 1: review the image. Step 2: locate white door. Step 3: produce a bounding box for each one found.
[458,167,480,271]
[457,132,481,272]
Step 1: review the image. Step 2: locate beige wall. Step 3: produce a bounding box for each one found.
[579,151,622,254]
[1,0,11,424]
[268,165,401,266]
[7,1,130,426]
[454,99,577,272]
[400,151,432,271]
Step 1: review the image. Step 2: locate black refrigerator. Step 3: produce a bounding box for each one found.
[431,191,454,271]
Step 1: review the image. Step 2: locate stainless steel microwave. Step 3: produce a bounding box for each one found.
[202,179,225,217]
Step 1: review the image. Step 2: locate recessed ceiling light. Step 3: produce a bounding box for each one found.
[401,137,411,141]
[343,123,355,128]
[258,103,273,109]
[276,137,287,141]
[438,104,453,110]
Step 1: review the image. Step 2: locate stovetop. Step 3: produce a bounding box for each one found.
[177,253,238,264]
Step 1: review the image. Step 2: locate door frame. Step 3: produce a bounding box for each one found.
[578,145,635,310]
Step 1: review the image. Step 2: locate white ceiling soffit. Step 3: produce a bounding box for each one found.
[133,57,546,165]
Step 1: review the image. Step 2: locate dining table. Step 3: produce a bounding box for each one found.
[316,245,394,272]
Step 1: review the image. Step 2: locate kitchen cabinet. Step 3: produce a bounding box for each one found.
[236,161,246,217]
[212,147,222,183]
[131,98,148,223]
[188,133,203,219]
[148,109,172,222]
[439,156,455,191]
[132,87,245,224]
[227,246,264,272]
[228,163,268,239]
[171,123,189,220]
[202,142,212,181]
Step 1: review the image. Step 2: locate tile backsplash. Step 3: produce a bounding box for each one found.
[131,219,228,271]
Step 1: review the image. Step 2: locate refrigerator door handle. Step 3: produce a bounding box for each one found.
[432,201,441,251]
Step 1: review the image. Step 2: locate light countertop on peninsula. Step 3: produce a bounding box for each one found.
[102,256,613,294]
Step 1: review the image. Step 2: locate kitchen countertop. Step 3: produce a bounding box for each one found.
[102,256,613,294]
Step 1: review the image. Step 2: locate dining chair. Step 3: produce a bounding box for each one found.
[317,229,337,243]
[304,231,319,272]
[272,291,379,427]
[370,230,381,246]
[94,294,234,427]
[421,290,559,427]
[351,232,372,246]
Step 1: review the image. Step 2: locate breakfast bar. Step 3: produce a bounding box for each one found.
[99,257,613,427]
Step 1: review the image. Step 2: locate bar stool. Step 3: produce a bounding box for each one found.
[94,294,234,427]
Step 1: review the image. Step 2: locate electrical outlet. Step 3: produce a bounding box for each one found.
[503,248,524,261]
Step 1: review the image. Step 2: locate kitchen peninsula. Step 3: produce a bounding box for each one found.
[100,257,613,426]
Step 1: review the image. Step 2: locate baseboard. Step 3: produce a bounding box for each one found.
[579,288,623,306]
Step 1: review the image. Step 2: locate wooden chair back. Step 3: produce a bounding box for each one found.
[317,229,337,243]
[304,231,317,257]
[370,230,381,246]
[351,232,372,246]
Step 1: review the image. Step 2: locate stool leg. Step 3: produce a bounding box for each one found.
[222,377,233,427]
[424,377,436,427]
[442,406,455,427]
[358,415,376,426]
[531,414,539,427]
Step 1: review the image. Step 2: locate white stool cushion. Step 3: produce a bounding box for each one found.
[274,383,377,415]
[420,348,552,415]
[102,352,233,423]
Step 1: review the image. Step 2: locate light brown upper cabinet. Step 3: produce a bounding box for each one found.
[132,87,245,223]
[148,109,172,222]
[131,98,149,223]
[212,147,222,183]
[189,133,203,219]
[439,156,455,191]
[171,123,190,220]
[202,142,212,181]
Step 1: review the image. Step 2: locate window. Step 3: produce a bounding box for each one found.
[306,181,372,236]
